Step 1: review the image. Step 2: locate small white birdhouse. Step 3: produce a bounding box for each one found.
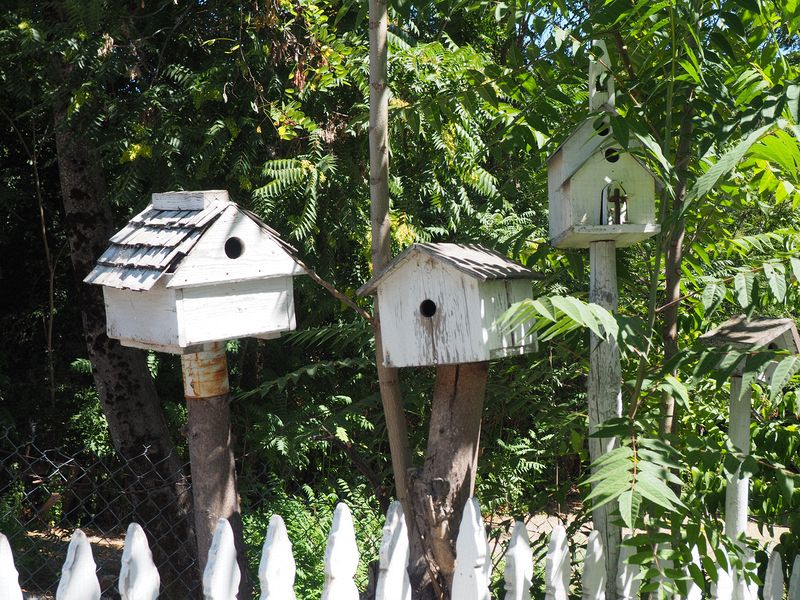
[357,243,540,368]
[546,118,661,249]
[84,190,305,354]
[547,41,661,249]
[699,315,800,378]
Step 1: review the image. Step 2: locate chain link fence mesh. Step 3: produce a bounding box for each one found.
[0,429,387,599]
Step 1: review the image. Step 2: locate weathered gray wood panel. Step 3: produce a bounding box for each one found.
[377,257,484,367]
[104,282,181,349]
[178,277,295,346]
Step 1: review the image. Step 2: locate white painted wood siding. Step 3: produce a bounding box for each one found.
[104,282,181,349]
[377,256,484,367]
[169,207,302,289]
[178,277,295,346]
[549,119,606,191]
[151,190,228,211]
[569,152,655,228]
[547,152,570,245]
[479,280,537,359]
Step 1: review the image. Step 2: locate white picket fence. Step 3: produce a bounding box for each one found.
[1,497,798,599]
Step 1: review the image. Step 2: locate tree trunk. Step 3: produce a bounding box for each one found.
[368,0,412,523]
[54,103,199,598]
[409,362,489,599]
[660,101,694,436]
[182,344,250,599]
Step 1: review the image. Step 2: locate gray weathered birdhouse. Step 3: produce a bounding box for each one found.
[698,315,800,377]
[84,190,305,354]
[546,120,661,249]
[698,315,800,539]
[357,243,540,368]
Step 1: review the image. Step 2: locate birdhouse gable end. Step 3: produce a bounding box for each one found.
[548,118,658,193]
[699,316,800,353]
[167,206,303,289]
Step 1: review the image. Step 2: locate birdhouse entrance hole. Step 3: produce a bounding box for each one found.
[420,299,437,318]
[593,119,610,137]
[224,237,244,259]
[604,148,620,163]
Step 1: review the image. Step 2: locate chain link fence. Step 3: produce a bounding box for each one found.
[0,429,386,599]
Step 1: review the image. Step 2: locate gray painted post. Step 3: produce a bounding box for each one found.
[725,375,752,539]
[588,240,622,596]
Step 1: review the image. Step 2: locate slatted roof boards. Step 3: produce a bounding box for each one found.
[84,191,298,291]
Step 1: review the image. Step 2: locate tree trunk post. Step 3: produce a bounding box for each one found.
[725,375,751,539]
[588,241,622,597]
[368,0,412,526]
[182,343,249,598]
[409,362,489,598]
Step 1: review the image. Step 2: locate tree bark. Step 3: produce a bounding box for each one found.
[409,362,489,599]
[54,103,198,598]
[660,101,694,436]
[368,0,412,522]
[182,343,250,598]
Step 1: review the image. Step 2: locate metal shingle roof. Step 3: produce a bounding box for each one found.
[357,243,541,296]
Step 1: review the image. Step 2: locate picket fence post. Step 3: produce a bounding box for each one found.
[451,497,491,600]
[375,501,411,600]
[259,514,296,600]
[119,523,159,600]
[544,525,569,600]
[56,529,101,600]
[763,549,783,600]
[616,539,640,600]
[203,518,241,600]
[684,546,703,600]
[504,521,533,600]
[790,555,800,600]
[321,503,359,600]
[582,529,605,600]
[0,533,22,600]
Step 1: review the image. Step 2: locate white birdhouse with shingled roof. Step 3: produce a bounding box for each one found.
[357,243,540,368]
[84,190,305,354]
[547,42,661,249]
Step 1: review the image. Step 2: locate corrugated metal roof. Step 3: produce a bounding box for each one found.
[358,243,541,296]
[84,199,298,291]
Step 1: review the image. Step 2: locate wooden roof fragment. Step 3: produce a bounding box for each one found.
[698,315,800,351]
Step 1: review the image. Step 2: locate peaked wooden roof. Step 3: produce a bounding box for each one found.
[84,198,298,291]
[357,243,541,296]
[699,316,800,351]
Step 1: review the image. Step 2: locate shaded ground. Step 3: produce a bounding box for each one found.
[17,528,124,600]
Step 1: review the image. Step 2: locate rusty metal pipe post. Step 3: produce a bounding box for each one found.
[181,342,249,595]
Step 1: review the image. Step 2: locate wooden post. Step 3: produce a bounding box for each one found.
[587,240,622,597]
[182,343,248,596]
[725,375,751,539]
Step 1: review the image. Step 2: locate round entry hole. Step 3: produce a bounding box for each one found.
[594,119,610,137]
[420,299,437,318]
[224,237,244,259]
[604,147,621,163]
